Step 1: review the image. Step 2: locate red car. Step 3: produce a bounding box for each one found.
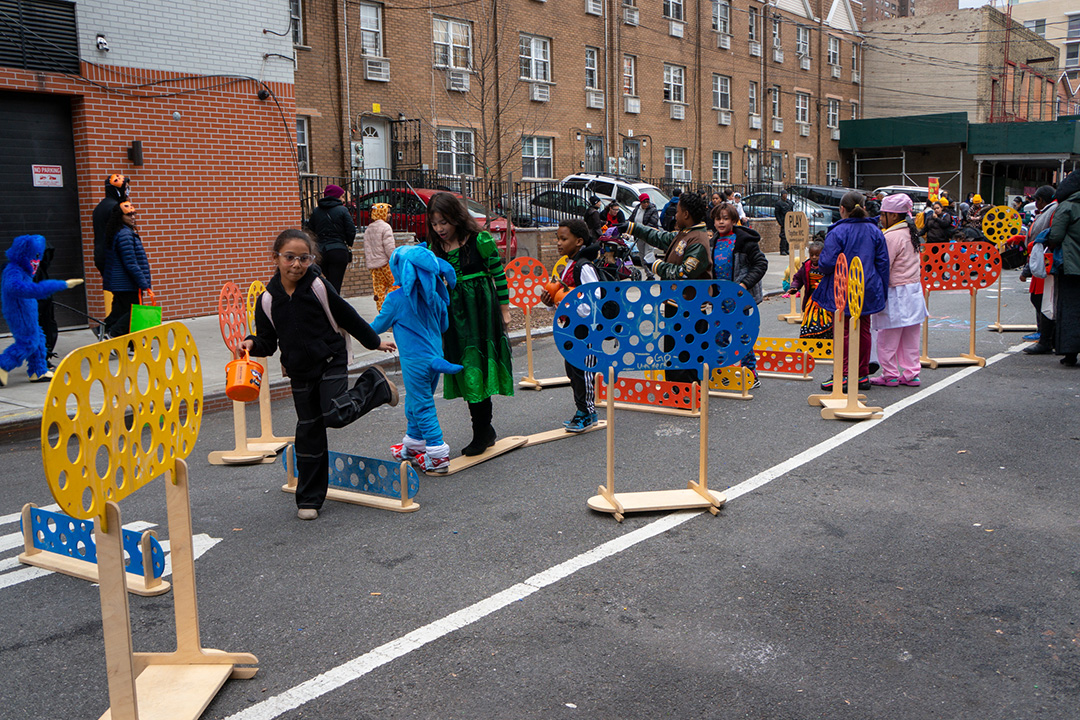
[353,188,517,258]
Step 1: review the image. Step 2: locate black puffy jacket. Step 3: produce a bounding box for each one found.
[307,197,357,254]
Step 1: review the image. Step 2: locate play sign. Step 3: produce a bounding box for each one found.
[32,164,63,187]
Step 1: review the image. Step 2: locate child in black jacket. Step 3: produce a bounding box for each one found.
[240,229,398,520]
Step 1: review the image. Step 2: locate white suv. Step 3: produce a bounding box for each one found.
[559,173,669,216]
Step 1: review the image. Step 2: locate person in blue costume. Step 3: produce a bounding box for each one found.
[0,235,84,387]
[371,244,464,475]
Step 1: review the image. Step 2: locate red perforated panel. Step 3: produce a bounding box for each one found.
[218,282,247,354]
[504,257,548,311]
[921,241,1001,293]
[756,349,815,375]
[597,375,697,410]
[833,253,848,317]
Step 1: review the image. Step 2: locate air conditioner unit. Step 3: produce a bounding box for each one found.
[625,96,641,114]
[800,55,811,71]
[773,48,784,63]
[586,0,603,15]
[772,118,784,133]
[446,70,470,92]
[831,128,841,141]
[749,40,761,57]
[623,6,639,25]
[530,83,550,102]
[618,157,629,174]
[750,114,762,129]
[852,70,861,84]
[673,169,692,182]
[717,110,732,126]
[670,103,685,120]
[364,57,390,82]
[586,90,605,109]
[831,64,841,78]
[670,20,684,38]
[717,34,731,50]
[799,123,810,137]
[608,156,619,174]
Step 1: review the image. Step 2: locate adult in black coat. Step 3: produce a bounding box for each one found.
[306,184,356,293]
[920,202,955,243]
[774,190,794,255]
[92,174,129,278]
[583,195,604,240]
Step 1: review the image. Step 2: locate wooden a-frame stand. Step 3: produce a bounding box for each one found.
[778,212,808,324]
[246,360,292,453]
[986,273,1036,333]
[518,305,570,390]
[920,291,986,368]
[818,312,881,421]
[587,366,725,522]
[207,400,277,465]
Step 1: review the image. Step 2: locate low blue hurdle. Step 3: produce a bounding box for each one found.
[18,503,170,596]
[281,446,421,512]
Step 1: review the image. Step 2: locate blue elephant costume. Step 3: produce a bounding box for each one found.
[0,235,75,385]
[370,244,462,473]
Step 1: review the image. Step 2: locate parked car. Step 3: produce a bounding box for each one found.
[787,184,865,224]
[504,188,593,228]
[353,188,516,257]
[873,185,931,214]
[559,173,669,219]
[741,192,832,236]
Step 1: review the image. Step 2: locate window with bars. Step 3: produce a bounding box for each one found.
[359,2,383,56]
[623,55,636,95]
[664,147,686,178]
[827,98,839,128]
[437,128,474,176]
[664,64,685,103]
[749,80,759,115]
[796,93,809,124]
[795,157,809,184]
[664,0,683,21]
[290,0,304,45]
[712,0,730,34]
[713,151,731,184]
[296,117,311,174]
[522,136,553,178]
[433,18,471,69]
[713,75,731,110]
[519,34,551,81]
[585,47,599,89]
[796,26,810,56]
[828,37,840,65]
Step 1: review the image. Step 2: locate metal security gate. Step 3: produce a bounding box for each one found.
[0,91,87,334]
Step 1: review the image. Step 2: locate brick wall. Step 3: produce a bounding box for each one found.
[0,63,299,321]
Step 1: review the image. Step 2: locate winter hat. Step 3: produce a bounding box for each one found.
[324,184,345,199]
[971,194,983,204]
[589,195,600,205]
[880,193,913,216]
[638,193,649,203]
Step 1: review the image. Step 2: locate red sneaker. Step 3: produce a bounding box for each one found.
[416,452,450,474]
[391,443,420,462]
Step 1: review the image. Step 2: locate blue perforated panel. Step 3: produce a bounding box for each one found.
[284,447,419,500]
[553,280,759,373]
[25,507,166,578]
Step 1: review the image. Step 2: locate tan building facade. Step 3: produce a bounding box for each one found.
[1007,0,1080,90]
[291,0,865,190]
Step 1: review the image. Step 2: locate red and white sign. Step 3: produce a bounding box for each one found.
[32,165,63,188]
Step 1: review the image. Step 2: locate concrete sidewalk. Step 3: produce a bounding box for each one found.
[0,253,794,437]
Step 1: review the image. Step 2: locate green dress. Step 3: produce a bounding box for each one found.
[439,231,515,402]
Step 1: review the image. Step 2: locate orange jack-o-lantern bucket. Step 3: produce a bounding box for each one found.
[225,350,264,403]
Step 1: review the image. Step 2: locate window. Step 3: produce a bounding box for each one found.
[519,34,551,82]
[713,151,731,183]
[521,136,553,178]
[772,17,781,47]
[827,98,839,128]
[664,64,685,103]
[713,74,731,110]
[771,85,781,118]
[1067,43,1079,68]
[359,3,383,56]
[433,18,472,69]
[851,41,859,70]
[796,26,810,56]
[664,147,686,178]
[850,101,859,120]
[796,92,809,124]
[826,160,839,186]
[1023,19,1045,38]
[1069,16,1080,40]
[749,80,759,115]
[296,116,311,173]
[290,0,304,45]
[712,0,730,34]
[664,0,683,21]
[585,47,599,89]
[749,7,759,42]
[795,157,809,184]
[828,36,840,65]
[437,128,474,176]
[623,55,636,95]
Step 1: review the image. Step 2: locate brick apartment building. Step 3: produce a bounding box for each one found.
[293,0,865,194]
[1,0,298,326]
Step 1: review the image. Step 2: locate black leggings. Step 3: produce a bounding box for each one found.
[319,248,352,294]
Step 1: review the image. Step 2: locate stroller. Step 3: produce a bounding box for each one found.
[593,226,643,281]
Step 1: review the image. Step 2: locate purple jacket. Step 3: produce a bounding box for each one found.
[810,217,891,315]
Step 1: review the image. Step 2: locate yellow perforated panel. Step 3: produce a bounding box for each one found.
[981,206,1022,248]
[40,323,203,525]
[247,280,266,336]
[847,256,865,318]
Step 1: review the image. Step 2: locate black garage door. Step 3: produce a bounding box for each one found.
[0,90,87,335]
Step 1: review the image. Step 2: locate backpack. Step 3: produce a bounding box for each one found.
[259,276,353,369]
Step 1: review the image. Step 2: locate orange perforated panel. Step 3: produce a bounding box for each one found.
[833,253,848,317]
[754,337,833,360]
[597,375,697,410]
[756,349,815,375]
[981,206,1022,247]
[709,366,753,392]
[848,256,864,317]
[218,282,248,353]
[504,257,548,311]
[921,241,1001,293]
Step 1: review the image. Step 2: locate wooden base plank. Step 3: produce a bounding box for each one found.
[587,488,726,516]
[427,436,528,476]
[830,407,884,420]
[755,371,812,381]
[518,376,571,390]
[778,313,803,324]
[18,551,171,597]
[986,323,1037,333]
[207,450,276,465]
[522,421,607,448]
[281,485,419,512]
[921,354,985,369]
[602,401,699,417]
[246,440,289,455]
[708,390,754,401]
[99,664,233,720]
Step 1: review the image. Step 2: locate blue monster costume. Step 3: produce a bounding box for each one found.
[0,235,79,385]
[370,244,462,469]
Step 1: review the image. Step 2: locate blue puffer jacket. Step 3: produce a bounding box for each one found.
[103,226,152,292]
[810,217,890,316]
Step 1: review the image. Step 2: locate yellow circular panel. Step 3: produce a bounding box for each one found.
[981,206,1021,248]
[40,323,204,522]
[247,280,267,335]
[551,255,568,280]
[847,256,865,317]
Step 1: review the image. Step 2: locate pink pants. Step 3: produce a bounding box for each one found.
[875,324,921,381]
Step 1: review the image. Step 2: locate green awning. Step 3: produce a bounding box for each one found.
[968,118,1080,157]
[839,112,969,150]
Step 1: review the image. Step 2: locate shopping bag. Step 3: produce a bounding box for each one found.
[130,289,162,332]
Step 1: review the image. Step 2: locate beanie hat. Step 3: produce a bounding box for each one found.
[880,193,913,216]
[324,184,345,199]
[638,193,649,203]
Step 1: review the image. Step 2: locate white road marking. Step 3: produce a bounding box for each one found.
[159,534,222,578]
[224,342,1027,720]
[0,504,59,526]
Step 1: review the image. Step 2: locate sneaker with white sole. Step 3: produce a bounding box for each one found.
[416,452,450,474]
[391,443,421,462]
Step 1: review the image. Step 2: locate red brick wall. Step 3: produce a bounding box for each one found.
[1,63,300,321]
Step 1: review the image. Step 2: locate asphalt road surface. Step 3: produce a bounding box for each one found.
[1,279,1078,720]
